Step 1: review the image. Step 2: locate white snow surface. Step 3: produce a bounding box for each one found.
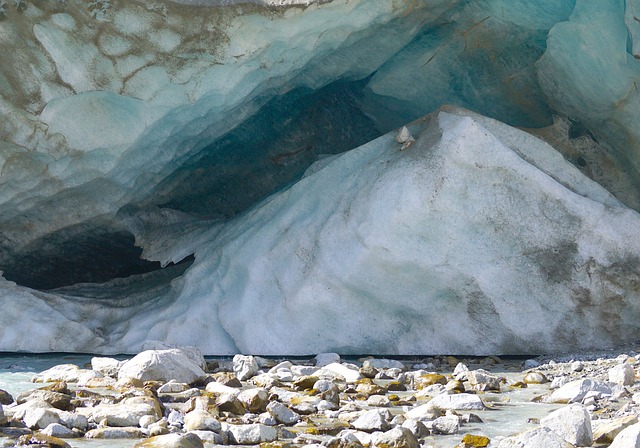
[2,107,640,355]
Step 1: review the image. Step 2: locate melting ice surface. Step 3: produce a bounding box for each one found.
[0,0,640,355]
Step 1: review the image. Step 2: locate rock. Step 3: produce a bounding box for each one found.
[467,369,501,391]
[523,372,549,384]
[570,361,584,372]
[547,379,612,404]
[460,434,490,447]
[22,407,62,430]
[158,380,190,394]
[140,342,206,370]
[372,427,418,448]
[609,363,635,386]
[315,353,341,367]
[91,357,124,377]
[593,415,639,444]
[355,379,386,396]
[401,419,429,438]
[226,423,278,444]
[40,423,79,438]
[31,365,83,383]
[76,398,161,427]
[118,349,206,384]
[188,431,224,444]
[237,388,268,413]
[395,126,415,150]
[85,427,146,439]
[183,409,221,432]
[359,366,378,379]
[318,364,363,383]
[0,389,14,405]
[429,415,460,435]
[134,433,204,448]
[266,401,301,425]
[233,355,259,381]
[426,393,485,411]
[367,395,391,407]
[609,422,640,448]
[363,359,405,370]
[453,363,469,381]
[497,427,573,448]
[57,411,88,432]
[210,372,243,388]
[540,404,592,446]
[351,409,390,432]
[17,390,71,411]
[414,374,447,389]
[17,433,71,448]
[523,359,541,369]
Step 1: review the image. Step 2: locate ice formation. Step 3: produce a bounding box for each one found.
[0,0,639,354]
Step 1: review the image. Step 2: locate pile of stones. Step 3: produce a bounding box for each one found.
[1,346,640,448]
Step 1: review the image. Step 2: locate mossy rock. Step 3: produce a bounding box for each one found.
[461,434,490,447]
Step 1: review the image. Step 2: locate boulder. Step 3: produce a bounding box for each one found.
[593,415,639,444]
[40,423,79,438]
[85,427,146,439]
[134,433,204,448]
[497,427,573,448]
[237,388,268,413]
[425,393,485,411]
[467,369,501,391]
[609,422,640,448]
[608,364,635,386]
[547,379,612,404]
[318,364,363,383]
[31,365,83,383]
[372,427,418,448]
[351,409,390,432]
[266,401,301,425]
[540,404,592,446]
[118,349,206,384]
[429,415,460,435]
[232,355,259,381]
[91,357,124,377]
[183,409,221,432]
[226,423,278,444]
[315,353,341,367]
[17,433,71,448]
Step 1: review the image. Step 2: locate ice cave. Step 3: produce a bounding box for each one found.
[1,0,640,355]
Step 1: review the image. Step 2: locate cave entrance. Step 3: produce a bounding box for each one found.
[0,222,193,291]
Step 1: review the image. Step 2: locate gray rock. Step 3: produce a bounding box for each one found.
[22,407,61,430]
[467,369,501,391]
[91,357,124,377]
[425,393,485,411]
[352,409,390,432]
[233,355,259,381]
[237,388,268,413]
[134,432,205,447]
[429,415,460,435]
[363,359,405,370]
[540,404,593,446]
[266,401,301,425]
[315,353,341,367]
[85,427,147,439]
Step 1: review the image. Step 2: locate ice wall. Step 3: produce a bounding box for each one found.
[0,0,640,354]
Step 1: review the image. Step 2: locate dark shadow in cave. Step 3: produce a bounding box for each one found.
[0,222,193,291]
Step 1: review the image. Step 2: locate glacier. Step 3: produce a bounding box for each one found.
[0,0,640,354]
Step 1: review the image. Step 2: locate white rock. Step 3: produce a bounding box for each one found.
[158,380,190,394]
[609,422,640,448]
[467,369,501,391]
[372,426,419,448]
[77,399,160,427]
[118,349,206,384]
[540,404,593,446]
[266,401,301,425]
[41,422,78,438]
[31,364,82,383]
[497,427,573,448]
[183,409,221,432]
[22,407,61,429]
[609,363,635,386]
[363,359,405,370]
[318,363,363,383]
[315,353,341,367]
[91,357,124,377]
[452,363,469,381]
[134,432,205,447]
[233,355,259,381]
[425,393,485,411]
[141,342,206,369]
[547,379,612,404]
[571,361,584,372]
[226,423,278,444]
[429,415,460,435]
[352,409,390,432]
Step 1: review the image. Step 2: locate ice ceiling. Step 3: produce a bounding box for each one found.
[1,0,640,354]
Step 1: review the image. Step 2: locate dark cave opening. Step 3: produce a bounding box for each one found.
[0,223,193,291]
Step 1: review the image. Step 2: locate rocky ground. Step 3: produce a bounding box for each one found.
[1,346,640,448]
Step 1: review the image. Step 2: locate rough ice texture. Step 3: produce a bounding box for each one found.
[2,108,640,354]
[1,0,640,354]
